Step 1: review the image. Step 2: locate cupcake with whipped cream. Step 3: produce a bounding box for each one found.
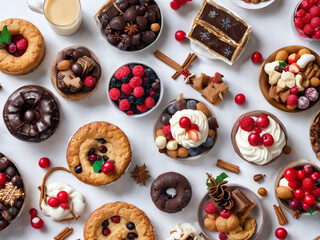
[231,110,288,166]
[154,93,218,160]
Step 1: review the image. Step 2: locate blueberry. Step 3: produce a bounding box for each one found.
[102,219,109,228]
[186,100,197,110]
[203,137,213,147]
[149,74,157,82]
[127,232,138,239]
[88,148,95,155]
[122,76,130,83]
[110,79,122,89]
[135,97,144,106]
[144,68,155,77]
[127,222,135,230]
[128,95,136,104]
[74,165,82,174]
[168,104,177,115]
[188,147,199,156]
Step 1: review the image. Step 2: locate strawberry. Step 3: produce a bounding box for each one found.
[190,124,199,131]
[289,63,300,74]
[188,129,199,142]
[288,53,299,64]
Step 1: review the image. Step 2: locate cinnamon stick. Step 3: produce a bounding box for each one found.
[172,53,197,79]
[273,205,288,225]
[154,50,182,71]
[54,227,73,240]
[216,159,239,173]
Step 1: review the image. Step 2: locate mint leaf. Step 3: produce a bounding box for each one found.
[0,26,11,44]
[279,61,287,68]
[215,172,228,184]
[92,160,104,173]
[206,179,212,187]
[317,197,320,202]
[308,207,314,215]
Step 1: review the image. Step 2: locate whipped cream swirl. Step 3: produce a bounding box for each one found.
[170,109,209,148]
[235,116,286,165]
[41,182,86,221]
[166,223,203,240]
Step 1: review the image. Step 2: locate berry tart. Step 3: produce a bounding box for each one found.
[154,93,218,160]
[51,46,102,100]
[3,85,60,143]
[66,121,131,186]
[198,173,264,240]
[231,110,287,166]
[293,0,320,40]
[0,153,25,232]
[39,167,86,221]
[0,18,45,75]
[259,45,320,112]
[275,159,320,218]
[108,63,162,116]
[95,0,162,51]
[310,110,320,160]
[83,202,155,239]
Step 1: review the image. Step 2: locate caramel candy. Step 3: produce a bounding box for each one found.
[156,128,164,137]
[258,187,267,196]
[177,147,188,158]
[298,48,311,58]
[311,77,320,87]
[167,150,178,158]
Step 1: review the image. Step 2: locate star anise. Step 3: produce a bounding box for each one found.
[130,164,151,186]
[124,23,139,36]
[111,31,121,42]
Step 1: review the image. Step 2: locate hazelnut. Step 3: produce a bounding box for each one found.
[156,128,164,137]
[298,48,311,58]
[150,23,160,33]
[258,187,267,196]
[311,77,320,87]
[275,50,289,61]
[167,149,178,158]
[177,147,188,158]
[283,146,292,155]
[57,60,72,71]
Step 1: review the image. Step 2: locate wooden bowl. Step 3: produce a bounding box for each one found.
[274,159,320,217]
[259,45,320,112]
[231,110,288,166]
[197,184,264,240]
[310,110,320,161]
[153,98,218,161]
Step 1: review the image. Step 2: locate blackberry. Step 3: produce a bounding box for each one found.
[144,68,155,77]
[122,76,130,83]
[135,97,144,106]
[151,93,159,100]
[128,95,136,104]
[110,78,122,89]
[129,64,137,70]
[119,92,127,100]
[149,74,157,83]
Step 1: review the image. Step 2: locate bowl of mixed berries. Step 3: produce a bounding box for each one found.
[293,0,320,40]
[275,159,320,218]
[108,63,163,117]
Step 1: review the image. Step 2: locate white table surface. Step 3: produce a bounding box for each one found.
[0,0,320,239]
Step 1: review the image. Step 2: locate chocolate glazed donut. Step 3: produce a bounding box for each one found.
[3,85,60,142]
[150,172,192,213]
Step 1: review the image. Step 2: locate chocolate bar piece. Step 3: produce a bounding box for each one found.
[199,3,248,43]
[191,25,236,61]
[77,56,96,78]
[231,189,256,220]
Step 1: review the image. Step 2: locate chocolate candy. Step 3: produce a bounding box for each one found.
[65,48,75,58]
[0,220,8,230]
[3,85,60,142]
[5,167,16,178]
[72,63,83,76]
[124,6,137,22]
[131,33,141,45]
[0,158,8,172]
[136,16,147,31]
[161,113,171,125]
[77,47,91,57]
[11,175,23,188]
[72,49,84,61]
[109,16,126,31]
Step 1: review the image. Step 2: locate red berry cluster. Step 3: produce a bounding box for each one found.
[29,208,44,229]
[294,0,320,39]
[47,191,70,210]
[283,164,320,213]
[179,116,199,142]
[204,202,231,239]
[170,0,192,10]
[109,64,160,115]
[7,35,28,57]
[239,115,274,147]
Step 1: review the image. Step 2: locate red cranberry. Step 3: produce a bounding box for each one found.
[0,173,6,186]
[288,180,301,190]
[312,188,320,197]
[302,177,315,191]
[57,191,69,203]
[179,117,191,129]
[284,168,297,182]
[38,157,51,169]
[60,203,70,210]
[254,127,262,134]
[293,188,305,200]
[289,198,302,210]
[48,197,60,208]
[303,164,313,175]
[89,154,97,161]
[8,43,16,53]
[102,161,115,174]
[234,93,246,105]
[256,115,269,128]
[303,202,310,211]
[310,172,320,182]
[175,30,186,42]
[219,232,228,240]
[251,52,263,64]
[98,146,107,153]
[102,228,111,236]
[262,133,274,147]
[296,170,306,180]
[31,217,44,229]
[16,38,28,51]
[219,209,231,218]
[111,215,120,223]
[304,194,316,206]
[29,208,38,218]
[204,202,219,214]
[275,227,287,239]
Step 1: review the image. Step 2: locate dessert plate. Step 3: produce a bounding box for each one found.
[226,0,276,10]
[197,184,264,240]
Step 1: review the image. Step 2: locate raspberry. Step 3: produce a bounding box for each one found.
[166,132,173,140]
[109,88,120,101]
[133,86,144,98]
[304,23,314,36]
[287,94,298,106]
[132,65,145,77]
[16,38,28,51]
[295,17,304,29]
[310,6,320,17]
[121,83,133,95]
[296,9,306,18]
[115,66,131,80]
[162,125,171,135]
[311,17,320,28]
[137,104,147,113]
[239,116,255,132]
[144,97,155,109]
[84,76,96,87]
[149,89,156,97]
[129,77,143,88]
[170,0,180,10]
[126,110,133,115]
[302,13,312,23]
[119,99,130,111]
[204,202,218,214]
